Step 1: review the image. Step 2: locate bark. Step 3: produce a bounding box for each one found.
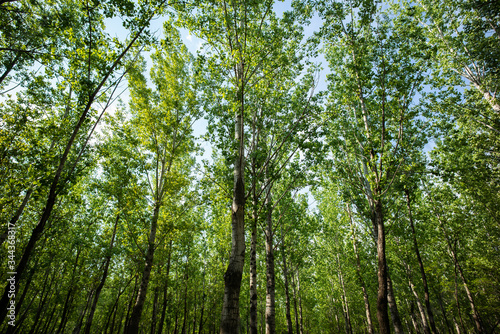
[347,204,374,334]
[125,204,161,334]
[387,275,403,334]
[151,282,160,334]
[265,184,276,334]
[103,276,132,334]
[158,240,173,334]
[472,82,500,112]
[405,190,437,334]
[408,276,430,334]
[220,61,246,334]
[448,239,484,334]
[0,188,32,247]
[296,270,304,334]
[27,269,54,334]
[434,288,453,334]
[249,175,258,334]
[198,291,206,334]
[293,274,300,334]
[435,209,485,334]
[72,289,94,334]
[336,253,352,334]
[57,249,81,334]
[84,213,119,334]
[281,225,294,334]
[374,199,391,334]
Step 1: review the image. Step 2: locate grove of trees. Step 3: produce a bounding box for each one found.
[0,0,498,333]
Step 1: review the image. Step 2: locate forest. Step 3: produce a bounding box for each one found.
[0,0,499,333]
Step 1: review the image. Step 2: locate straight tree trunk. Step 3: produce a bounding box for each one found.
[84,213,119,334]
[347,204,374,334]
[296,270,304,334]
[281,225,294,334]
[336,253,352,334]
[57,249,81,334]
[126,204,161,334]
[220,60,246,334]
[435,210,485,334]
[249,178,258,334]
[158,240,173,334]
[264,184,276,334]
[405,190,437,333]
[387,275,403,334]
[374,199,391,334]
[0,188,32,247]
[447,238,484,334]
[408,276,430,334]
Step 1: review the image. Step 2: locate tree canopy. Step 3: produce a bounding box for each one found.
[0,0,499,333]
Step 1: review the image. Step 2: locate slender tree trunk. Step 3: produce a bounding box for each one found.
[249,178,258,334]
[408,276,430,334]
[0,188,32,247]
[126,204,161,334]
[387,274,403,334]
[433,287,453,334]
[265,183,276,334]
[27,269,53,334]
[220,60,246,334]
[447,239,484,334]
[84,213,119,334]
[73,289,95,334]
[158,240,173,334]
[281,226,294,334]
[181,266,189,334]
[336,253,352,334]
[347,204,374,334]
[198,290,206,334]
[103,276,132,334]
[432,206,484,333]
[405,190,437,333]
[296,270,304,334]
[292,274,300,334]
[374,199,391,334]
[151,283,160,334]
[408,300,420,333]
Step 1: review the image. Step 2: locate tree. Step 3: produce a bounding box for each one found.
[317,0,430,332]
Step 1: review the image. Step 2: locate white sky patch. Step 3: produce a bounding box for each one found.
[186,34,192,41]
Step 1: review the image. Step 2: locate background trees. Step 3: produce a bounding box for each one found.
[1,0,499,333]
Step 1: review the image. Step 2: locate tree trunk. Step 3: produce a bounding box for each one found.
[281,225,294,334]
[408,276,430,334]
[387,275,403,334]
[296,270,304,334]
[447,239,484,334]
[265,184,276,334]
[220,62,246,334]
[57,248,81,334]
[374,199,391,334]
[0,188,32,247]
[249,180,258,334]
[125,204,161,334]
[336,253,352,334]
[405,190,437,334]
[158,240,173,334]
[347,204,374,334]
[84,213,119,334]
